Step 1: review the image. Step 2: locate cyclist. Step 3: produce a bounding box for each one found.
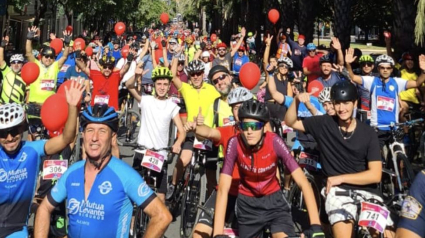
[188,87,253,238]
[285,28,306,72]
[56,37,76,88]
[201,51,213,82]
[232,45,249,84]
[315,53,344,88]
[246,31,257,55]
[125,66,186,202]
[34,103,172,238]
[303,43,322,84]
[257,34,278,102]
[345,49,425,147]
[167,46,220,200]
[0,81,83,238]
[318,87,336,116]
[64,53,91,104]
[212,27,246,71]
[395,170,425,238]
[214,100,323,238]
[275,32,292,58]
[0,35,26,104]
[285,81,392,238]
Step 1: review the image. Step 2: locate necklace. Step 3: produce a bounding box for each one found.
[339,120,356,140]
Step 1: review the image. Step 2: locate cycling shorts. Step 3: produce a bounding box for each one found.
[132,151,167,194]
[197,190,237,228]
[182,131,195,151]
[236,190,295,237]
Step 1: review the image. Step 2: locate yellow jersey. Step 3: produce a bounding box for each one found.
[0,63,27,104]
[179,82,220,122]
[399,69,419,104]
[28,60,60,104]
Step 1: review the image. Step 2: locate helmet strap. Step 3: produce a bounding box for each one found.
[88,149,111,170]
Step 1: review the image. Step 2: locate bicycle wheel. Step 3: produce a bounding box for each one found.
[288,173,321,232]
[69,132,82,165]
[397,152,415,188]
[117,110,141,146]
[133,206,148,238]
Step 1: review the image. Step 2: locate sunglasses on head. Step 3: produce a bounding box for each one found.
[43,55,55,59]
[212,74,228,85]
[0,124,25,139]
[361,62,373,67]
[190,71,203,77]
[239,121,265,131]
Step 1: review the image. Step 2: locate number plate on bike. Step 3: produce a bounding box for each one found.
[298,152,318,170]
[193,138,213,151]
[43,160,68,180]
[358,202,389,234]
[94,95,110,105]
[141,150,165,173]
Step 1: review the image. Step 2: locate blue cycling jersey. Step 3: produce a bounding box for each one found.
[0,140,46,238]
[48,156,156,238]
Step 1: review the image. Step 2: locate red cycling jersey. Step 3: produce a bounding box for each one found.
[222,132,299,197]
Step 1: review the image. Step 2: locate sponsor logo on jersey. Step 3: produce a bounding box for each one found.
[18,152,27,162]
[71,182,80,187]
[400,196,423,220]
[0,169,8,182]
[98,181,113,195]
[138,182,151,197]
[68,198,105,220]
[0,168,28,183]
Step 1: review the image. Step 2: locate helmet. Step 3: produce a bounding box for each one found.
[81,104,119,132]
[208,65,230,80]
[375,54,395,67]
[186,60,205,74]
[216,42,227,49]
[238,46,245,51]
[151,66,173,81]
[130,42,140,51]
[318,87,332,103]
[277,57,293,69]
[41,46,56,57]
[319,54,332,65]
[247,32,253,37]
[0,103,26,130]
[331,81,358,102]
[238,100,270,123]
[401,52,413,61]
[178,54,186,62]
[227,87,253,106]
[359,55,374,63]
[201,51,210,58]
[306,43,316,51]
[10,54,24,63]
[169,38,178,44]
[99,55,116,67]
[185,37,193,44]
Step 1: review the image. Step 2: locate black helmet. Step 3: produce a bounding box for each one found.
[319,54,332,65]
[331,81,358,102]
[238,100,270,123]
[41,46,56,57]
[81,104,119,132]
[208,65,230,81]
[99,55,116,67]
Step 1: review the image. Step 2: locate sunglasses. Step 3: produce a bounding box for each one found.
[43,55,55,59]
[379,66,392,71]
[239,121,265,131]
[104,65,114,70]
[178,62,185,66]
[278,64,289,69]
[0,125,25,139]
[361,63,373,67]
[308,50,315,53]
[190,71,203,77]
[10,61,23,65]
[212,74,228,85]
[218,48,226,52]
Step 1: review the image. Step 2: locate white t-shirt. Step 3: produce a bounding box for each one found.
[137,95,180,150]
[116,58,137,89]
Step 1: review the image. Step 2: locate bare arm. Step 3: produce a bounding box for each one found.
[0,36,8,67]
[345,48,362,84]
[171,46,183,90]
[172,114,186,154]
[151,45,158,68]
[284,95,306,132]
[193,49,202,60]
[331,37,344,66]
[34,198,56,238]
[143,197,173,238]
[396,228,422,238]
[384,34,394,59]
[230,27,246,57]
[57,30,73,68]
[138,39,150,61]
[162,45,169,67]
[263,34,273,75]
[267,75,285,104]
[75,54,91,77]
[213,174,232,236]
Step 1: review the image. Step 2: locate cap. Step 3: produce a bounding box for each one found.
[298,34,305,40]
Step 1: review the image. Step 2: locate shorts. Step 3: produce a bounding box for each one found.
[324,187,394,226]
[376,129,392,149]
[133,151,168,194]
[266,101,286,121]
[49,202,67,237]
[182,131,195,150]
[197,190,238,228]
[237,191,295,237]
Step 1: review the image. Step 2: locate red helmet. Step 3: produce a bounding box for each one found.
[238,45,245,51]
[217,42,227,49]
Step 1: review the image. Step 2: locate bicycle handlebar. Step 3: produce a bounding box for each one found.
[375,118,424,128]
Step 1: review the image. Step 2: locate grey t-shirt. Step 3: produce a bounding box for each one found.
[212,52,232,71]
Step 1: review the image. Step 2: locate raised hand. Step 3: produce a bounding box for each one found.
[419,54,425,72]
[65,80,85,107]
[1,36,9,47]
[27,26,39,40]
[265,34,274,46]
[240,27,246,37]
[62,30,73,47]
[345,48,357,64]
[331,37,342,50]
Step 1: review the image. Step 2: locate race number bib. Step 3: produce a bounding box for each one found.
[43,160,68,180]
[60,64,70,73]
[281,121,293,134]
[377,96,395,112]
[235,58,242,66]
[170,96,181,104]
[140,149,165,173]
[298,152,318,170]
[358,202,389,234]
[41,80,55,91]
[193,137,213,151]
[294,49,301,56]
[94,95,110,105]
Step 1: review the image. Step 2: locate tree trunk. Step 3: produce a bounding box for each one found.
[392,0,416,59]
[298,0,316,44]
[333,0,354,50]
[33,0,48,27]
[280,0,295,38]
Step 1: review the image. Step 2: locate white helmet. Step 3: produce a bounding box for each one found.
[0,103,26,130]
[318,87,332,104]
[277,57,293,69]
[10,54,24,63]
[227,87,253,106]
[375,54,395,67]
[201,51,210,58]
[178,53,186,62]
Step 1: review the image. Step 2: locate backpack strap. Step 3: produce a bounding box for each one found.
[213,97,220,128]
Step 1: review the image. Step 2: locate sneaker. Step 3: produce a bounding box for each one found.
[166,184,176,201]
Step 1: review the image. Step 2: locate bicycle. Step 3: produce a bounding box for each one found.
[131,146,174,238]
[26,103,48,141]
[117,92,141,146]
[334,189,391,238]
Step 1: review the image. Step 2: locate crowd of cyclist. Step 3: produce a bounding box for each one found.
[1,18,425,238]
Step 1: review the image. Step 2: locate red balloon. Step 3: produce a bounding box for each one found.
[73,38,86,51]
[307,80,324,97]
[50,38,63,55]
[121,45,130,59]
[85,47,93,56]
[57,80,82,108]
[268,9,280,24]
[41,94,69,132]
[48,127,64,138]
[114,22,126,36]
[21,62,40,85]
[66,25,73,33]
[210,34,217,42]
[160,13,169,24]
[239,62,261,90]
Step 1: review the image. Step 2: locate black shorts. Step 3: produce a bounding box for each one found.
[266,101,286,121]
[237,191,295,237]
[197,190,238,228]
[182,131,195,150]
[32,200,67,237]
[376,129,392,149]
[132,152,168,194]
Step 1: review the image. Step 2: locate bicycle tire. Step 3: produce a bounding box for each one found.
[397,152,415,187]
[133,206,148,238]
[70,132,82,165]
[117,110,141,146]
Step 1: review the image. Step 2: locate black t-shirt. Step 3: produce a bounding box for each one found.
[265,75,289,101]
[302,115,381,193]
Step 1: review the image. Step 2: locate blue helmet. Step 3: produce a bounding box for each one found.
[306,43,316,51]
[81,104,119,132]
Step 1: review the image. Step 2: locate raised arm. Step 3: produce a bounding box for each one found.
[384,32,394,59]
[344,48,362,85]
[57,30,73,68]
[230,27,246,57]
[171,45,184,90]
[75,51,90,76]
[263,34,273,75]
[284,94,306,132]
[406,54,425,89]
[331,37,344,66]
[126,62,146,103]
[267,74,285,104]
[138,39,150,61]
[0,36,8,68]
[151,42,158,68]
[25,26,38,62]
[119,51,134,78]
